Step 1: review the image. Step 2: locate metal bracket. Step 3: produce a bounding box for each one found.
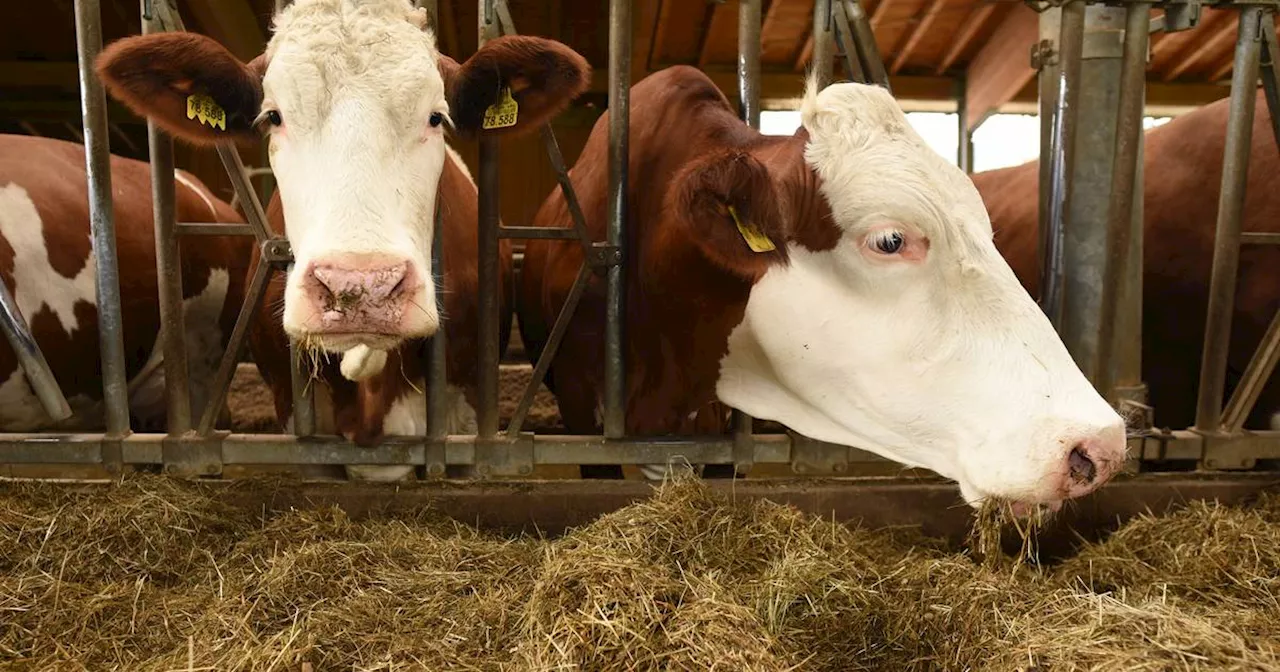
[473,433,534,477]
[1031,39,1059,70]
[588,242,622,269]
[789,431,850,475]
[261,237,294,266]
[1201,432,1279,470]
[163,432,223,478]
[1161,0,1201,32]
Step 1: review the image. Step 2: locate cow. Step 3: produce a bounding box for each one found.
[976,89,1280,433]
[95,0,591,480]
[0,133,251,435]
[518,65,1127,514]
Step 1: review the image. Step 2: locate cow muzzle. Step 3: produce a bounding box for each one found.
[290,252,437,351]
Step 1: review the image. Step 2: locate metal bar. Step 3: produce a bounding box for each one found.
[812,0,834,89]
[1260,15,1280,153]
[75,0,131,439]
[289,338,316,437]
[196,258,272,435]
[1096,3,1151,400]
[498,226,580,240]
[603,0,631,439]
[738,0,762,127]
[1195,7,1264,434]
[843,0,891,92]
[506,264,591,437]
[477,2,501,439]
[142,1,192,434]
[832,0,867,83]
[539,125,593,246]
[214,144,272,243]
[177,222,257,237]
[1244,232,1280,245]
[957,76,973,172]
[0,282,71,422]
[427,201,447,454]
[1037,6,1062,302]
[1040,0,1085,330]
[1222,307,1280,432]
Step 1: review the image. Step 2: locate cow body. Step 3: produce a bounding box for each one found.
[97,0,590,481]
[520,66,1126,512]
[976,90,1280,431]
[0,133,250,433]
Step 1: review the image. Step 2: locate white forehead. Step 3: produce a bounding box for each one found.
[799,79,990,247]
[263,0,444,130]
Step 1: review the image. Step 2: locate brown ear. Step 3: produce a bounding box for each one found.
[443,35,590,138]
[96,33,263,146]
[669,149,790,279]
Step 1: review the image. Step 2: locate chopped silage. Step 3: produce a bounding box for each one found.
[0,475,1277,671]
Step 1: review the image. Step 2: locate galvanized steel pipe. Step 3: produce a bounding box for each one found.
[603,0,631,439]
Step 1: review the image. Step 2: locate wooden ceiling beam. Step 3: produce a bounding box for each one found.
[891,0,949,74]
[935,1,998,75]
[963,3,1038,130]
[698,2,737,67]
[183,0,267,61]
[869,0,894,27]
[795,34,815,71]
[634,0,663,81]
[1163,15,1237,81]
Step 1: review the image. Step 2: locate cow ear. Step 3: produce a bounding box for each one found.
[670,149,790,279]
[96,33,263,146]
[443,35,590,138]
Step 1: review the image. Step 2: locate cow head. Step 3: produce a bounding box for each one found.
[676,79,1126,513]
[97,0,589,356]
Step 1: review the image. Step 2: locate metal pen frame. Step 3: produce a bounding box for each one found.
[3,0,1279,481]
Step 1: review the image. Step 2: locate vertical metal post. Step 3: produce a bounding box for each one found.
[956,77,973,172]
[1040,0,1085,330]
[289,339,315,436]
[1059,5,1126,379]
[477,0,501,439]
[603,0,631,439]
[1096,2,1152,402]
[812,0,834,89]
[738,0,762,127]
[1037,5,1062,293]
[427,203,448,443]
[842,0,890,92]
[74,0,131,439]
[1196,7,1264,433]
[142,4,192,435]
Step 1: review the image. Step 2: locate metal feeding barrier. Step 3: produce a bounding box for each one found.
[0,0,1277,481]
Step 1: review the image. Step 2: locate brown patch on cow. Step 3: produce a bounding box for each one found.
[977,88,1280,431]
[519,66,844,438]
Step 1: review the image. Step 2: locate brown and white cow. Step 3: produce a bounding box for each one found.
[976,89,1280,432]
[0,133,251,433]
[519,66,1127,513]
[96,0,590,480]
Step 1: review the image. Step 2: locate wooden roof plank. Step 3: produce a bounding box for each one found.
[963,2,1037,130]
[935,1,998,74]
[890,0,949,73]
[183,0,267,61]
[1163,13,1237,81]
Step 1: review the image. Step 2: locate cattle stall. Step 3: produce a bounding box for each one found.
[0,0,1275,541]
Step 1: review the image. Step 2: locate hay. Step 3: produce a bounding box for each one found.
[1,476,1278,671]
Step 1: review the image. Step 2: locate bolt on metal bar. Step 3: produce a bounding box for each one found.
[75,0,132,439]
[841,0,891,92]
[506,263,591,438]
[477,0,501,439]
[604,0,632,439]
[1095,2,1151,401]
[812,0,835,89]
[197,257,274,435]
[142,1,192,435]
[1040,0,1086,330]
[0,282,71,422]
[1195,6,1264,434]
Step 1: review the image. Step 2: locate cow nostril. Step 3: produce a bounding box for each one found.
[1068,446,1097,484]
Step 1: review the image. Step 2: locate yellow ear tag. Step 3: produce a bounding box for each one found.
[481,87,519,130]
[728,205,776,253]
[185,93,227,131]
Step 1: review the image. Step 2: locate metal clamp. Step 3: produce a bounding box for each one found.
[588,242,622,269]
[163,431,224,478]
[1031,39,1059,69]
[261,237,294,266]
[789,431,850,475]
[473,433,535,477]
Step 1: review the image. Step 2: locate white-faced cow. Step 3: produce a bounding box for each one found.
[0,133,251,435]
[96,0,591,480]
[976,89,1280,432]
[519,66,1127,513]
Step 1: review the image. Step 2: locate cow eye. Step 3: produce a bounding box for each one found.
[429,112,444,128]
[872,231,905,254]
[266,110,283,126]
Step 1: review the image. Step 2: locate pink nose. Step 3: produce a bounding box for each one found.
[1057,424,1126,500]
[302,254,415,333]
